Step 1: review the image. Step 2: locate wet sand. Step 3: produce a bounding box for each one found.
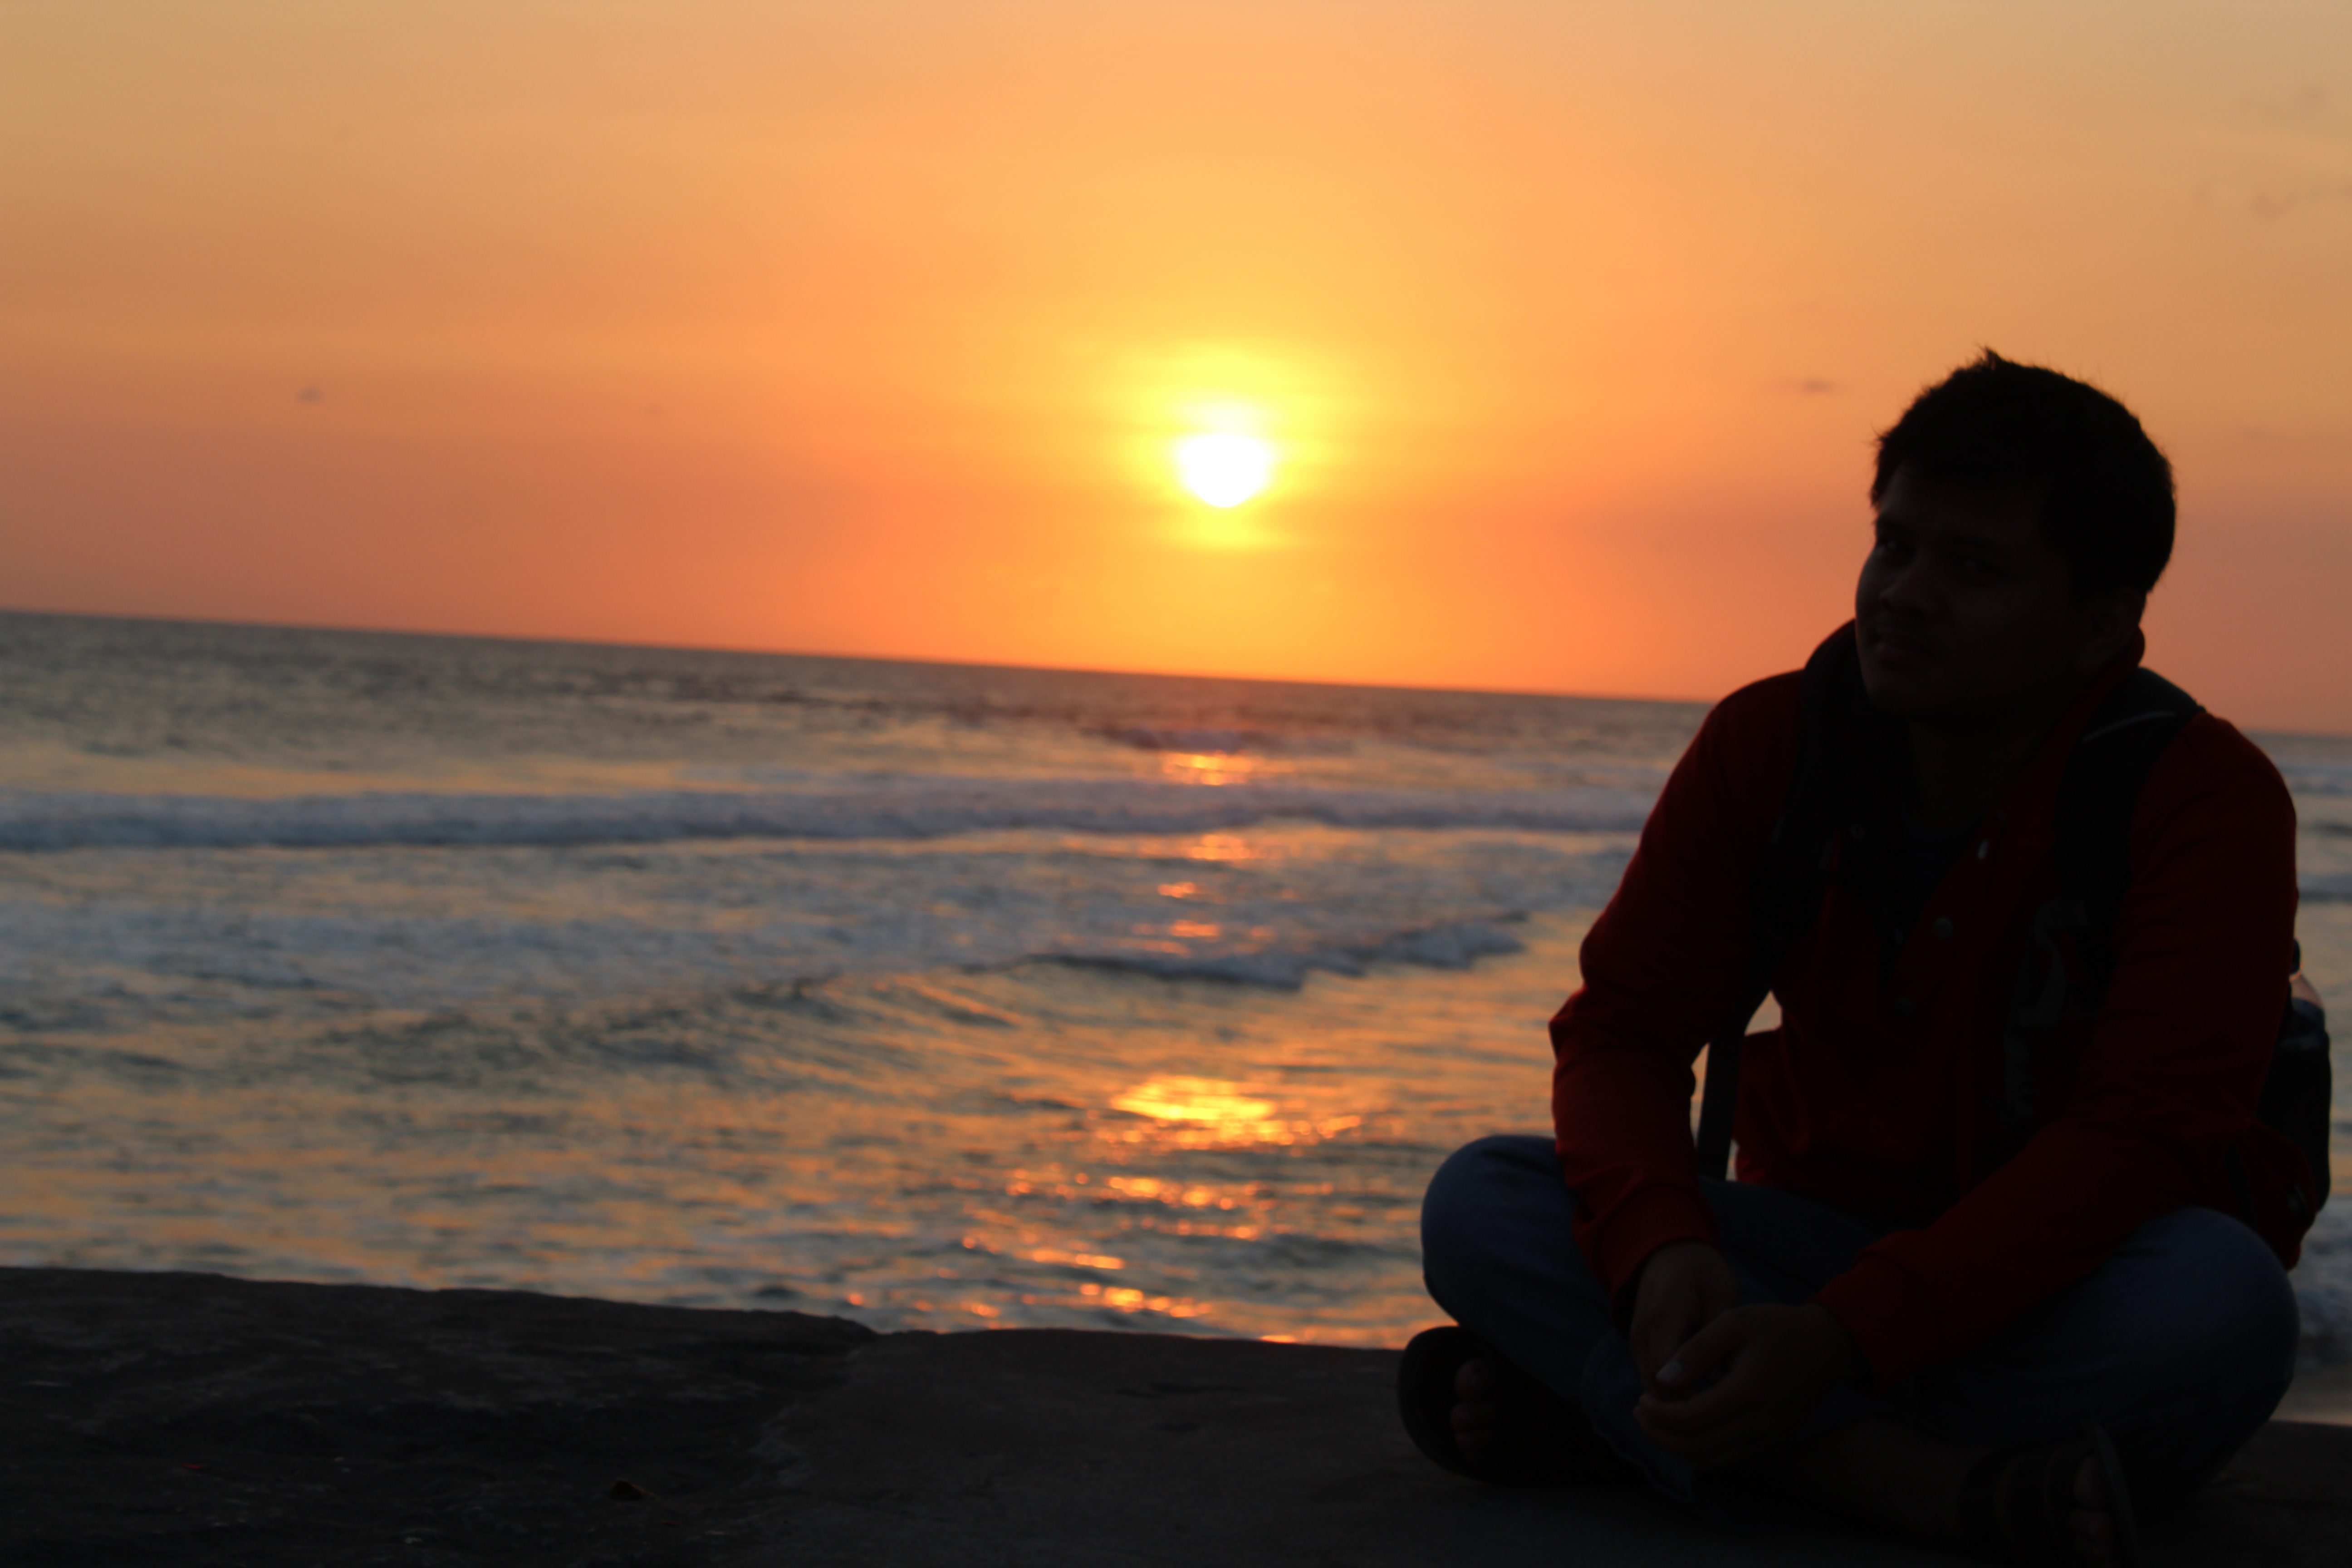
[5,1267,2345,1566]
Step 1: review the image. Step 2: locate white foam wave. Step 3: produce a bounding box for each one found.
[0,779,1656,853]
[2278,763,2352,800]
[2296,1202,2352,1365]
[2300,873,2352,904]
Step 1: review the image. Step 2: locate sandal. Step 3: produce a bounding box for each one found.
[1957,1421,2141,1566]
[1396,1324,1617,1486]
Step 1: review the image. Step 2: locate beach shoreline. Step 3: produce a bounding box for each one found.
[6,1265,2346,1566]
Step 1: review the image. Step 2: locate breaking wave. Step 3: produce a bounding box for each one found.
[0,779,1656,853]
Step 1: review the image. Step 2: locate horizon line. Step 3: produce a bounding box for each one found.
[0,602,1723,713]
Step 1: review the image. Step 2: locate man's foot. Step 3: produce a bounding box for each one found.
[2068,1451,2123,1562]
[1396,1325,1620,1485]
[1768,1415,2139,1565]
[1957,1426,2140,1566]
[1447,1352,1508,1465]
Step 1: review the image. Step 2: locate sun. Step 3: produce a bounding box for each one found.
[1174,433,1275,508]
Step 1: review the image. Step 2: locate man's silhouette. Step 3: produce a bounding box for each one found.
[1406,353,2314,1565]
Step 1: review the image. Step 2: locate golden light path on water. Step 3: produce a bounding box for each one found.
[19,873,2346,1347]
[11,901,1611,1345]
[1159,750,1271,787]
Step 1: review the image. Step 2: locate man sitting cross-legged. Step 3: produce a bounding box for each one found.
[1403,353,2318,1565]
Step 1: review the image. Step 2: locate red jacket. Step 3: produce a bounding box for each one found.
[1550,628,2300,1391]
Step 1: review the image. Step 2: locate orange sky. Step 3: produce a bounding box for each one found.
[5,2,2351,730]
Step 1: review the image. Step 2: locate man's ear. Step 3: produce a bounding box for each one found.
[2074,588,2146,672]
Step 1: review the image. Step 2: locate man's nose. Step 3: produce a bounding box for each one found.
[1873,557,1936,615]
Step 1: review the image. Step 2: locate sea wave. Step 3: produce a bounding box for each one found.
[1049,918,1529,988]
[1085,723,1358,757]
[0,780,1656,853]
[0,895,1553,1033]
[2276,763,2352,800]
[2300,873,2352,904]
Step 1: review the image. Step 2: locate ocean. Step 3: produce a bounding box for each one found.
[3,609,2348,1358]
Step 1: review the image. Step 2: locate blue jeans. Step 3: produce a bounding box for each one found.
[1421,1135,2299,1524]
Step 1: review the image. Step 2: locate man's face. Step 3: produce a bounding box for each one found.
[1854,466,2116,732]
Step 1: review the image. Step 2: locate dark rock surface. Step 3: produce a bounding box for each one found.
[0,1268,871,1566]
[4,1267,2346,1566]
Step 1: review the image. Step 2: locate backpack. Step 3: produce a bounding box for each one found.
[1693,632,2331,1254]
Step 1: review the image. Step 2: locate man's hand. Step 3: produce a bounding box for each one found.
[1628,1240,1741,1394]
[1632,1302,1867,1470]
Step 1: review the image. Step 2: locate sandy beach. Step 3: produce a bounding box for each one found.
[7,1265,2347,1567]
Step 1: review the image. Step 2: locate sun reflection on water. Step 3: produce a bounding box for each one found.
[1102,1075,1364,1150]
[1080,1282,1210,1318]
[1160,751,1267,786]
[1110,1075,1279,1126]
[18,917,1545,1349]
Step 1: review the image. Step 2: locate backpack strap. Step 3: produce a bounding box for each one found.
[1991,670,2199,1137]
[1694,629,1856,1178]
[2048,669,2201,998]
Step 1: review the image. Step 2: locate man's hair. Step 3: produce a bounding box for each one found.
[1871,351,2175,599]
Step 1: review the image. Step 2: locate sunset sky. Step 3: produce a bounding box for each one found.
[5,2,2350,730]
